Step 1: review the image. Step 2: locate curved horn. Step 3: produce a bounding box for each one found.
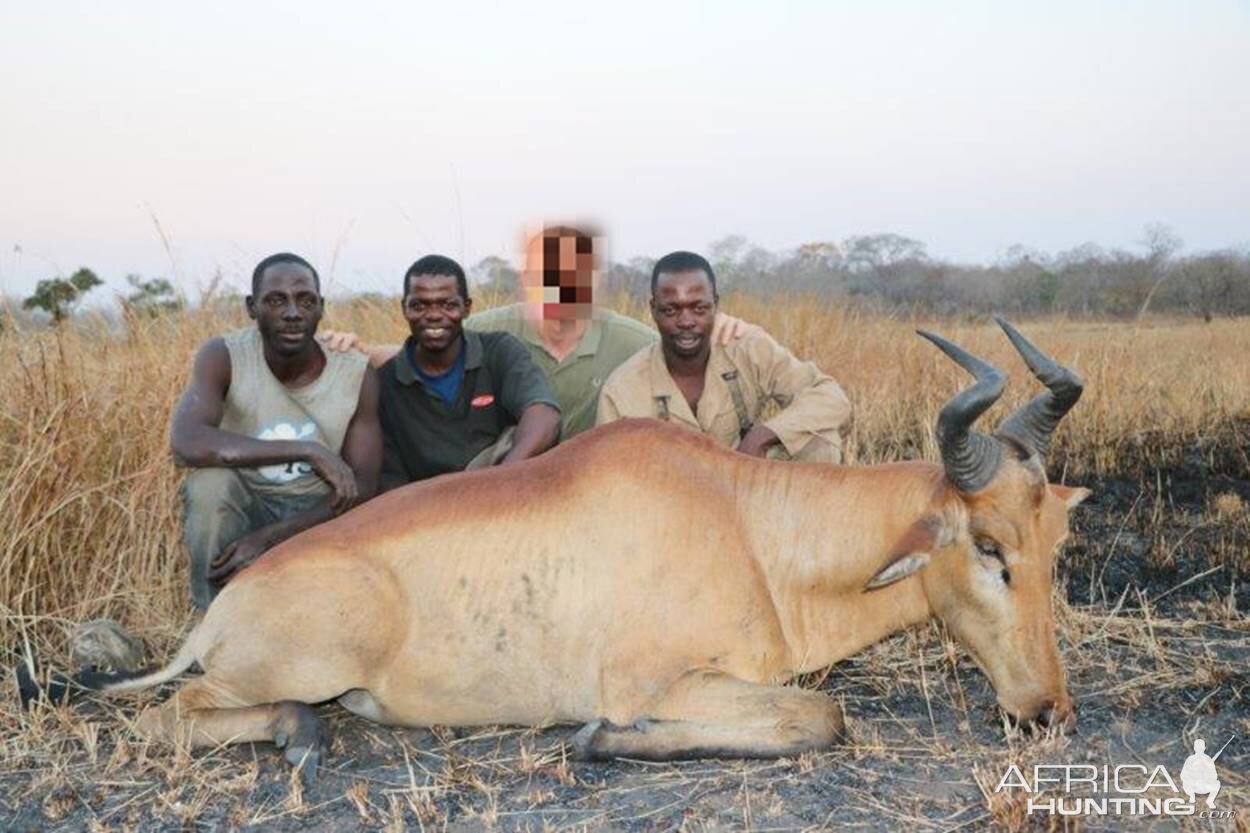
[917,330,1007,493]
[994,317,1084,459]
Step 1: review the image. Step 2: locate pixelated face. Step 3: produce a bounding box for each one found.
[246,262,323,358]
[521,230,595,321]
[650,269,717,360]
[403,273,470,353]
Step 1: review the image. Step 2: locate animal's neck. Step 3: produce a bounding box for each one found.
[735,461,945,675]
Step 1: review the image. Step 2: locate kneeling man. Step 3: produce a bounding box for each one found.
[379,255,560,490]
[171,253,382,609]
[597,251,852,461]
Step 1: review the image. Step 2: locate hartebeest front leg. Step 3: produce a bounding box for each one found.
[571,670,844,761]
[134,678,328,783]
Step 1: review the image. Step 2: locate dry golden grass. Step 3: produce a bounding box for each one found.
[1,294,1247,830]
[5,295,1248,628]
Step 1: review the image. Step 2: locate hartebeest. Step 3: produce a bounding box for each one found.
[19,318,1088,781]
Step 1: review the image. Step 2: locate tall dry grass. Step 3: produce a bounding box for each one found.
[3,296,1249,647]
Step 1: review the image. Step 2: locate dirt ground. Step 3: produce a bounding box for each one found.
[3,439,1248,832]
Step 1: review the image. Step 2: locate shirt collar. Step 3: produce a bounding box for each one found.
[395,330,482,386]
[648,339,731,428]
[519,307,605,361]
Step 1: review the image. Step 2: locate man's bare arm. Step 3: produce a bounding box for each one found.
[500,403,561,466]
[170,338,358,509]
[208,368,383,582]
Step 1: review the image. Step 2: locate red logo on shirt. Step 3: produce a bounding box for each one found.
[471,394,495,408]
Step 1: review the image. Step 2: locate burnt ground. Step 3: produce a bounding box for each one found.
[3,439,1249,832]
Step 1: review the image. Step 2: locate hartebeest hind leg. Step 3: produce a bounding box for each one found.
[572,670,844,761]
[133,678,327,782]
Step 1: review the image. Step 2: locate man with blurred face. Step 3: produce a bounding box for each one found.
[320,225,760,439]
[596,251,853,461]
[170,253,382,608]
[376,255,560,489]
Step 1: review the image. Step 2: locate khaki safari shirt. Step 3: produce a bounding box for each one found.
[466,303,655,438]
[596,330,852,460]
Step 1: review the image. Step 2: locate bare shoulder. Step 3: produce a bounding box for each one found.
[191,336,232,384]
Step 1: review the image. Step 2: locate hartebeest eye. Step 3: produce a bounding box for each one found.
[974,537,1002,559]
[974,537,1012,586]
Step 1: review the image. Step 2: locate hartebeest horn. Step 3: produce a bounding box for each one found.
[917,330,1007,493]
[994,317,1084,459]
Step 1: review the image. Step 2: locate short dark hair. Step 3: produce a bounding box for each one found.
[403,255,468,300]
[251,252,319,296]
[651,251,717,298]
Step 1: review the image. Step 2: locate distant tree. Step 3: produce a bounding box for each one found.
[841,234,928,298]
[842,234,928,273]
[708,234,748,265]
[602,256,653,296]
[23,267,102,323]
[707,234,750,287]
[470,256,518,295]
[123,274,181,316]
[1134,223,1183,319]
[1174,251,1244,322]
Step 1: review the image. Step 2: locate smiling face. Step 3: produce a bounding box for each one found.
[650,269,718,361]
[403,273,471,354]
[921,454,1090,728]
[246,262,323,358]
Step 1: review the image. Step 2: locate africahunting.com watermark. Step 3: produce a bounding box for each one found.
[994,736,1237,820]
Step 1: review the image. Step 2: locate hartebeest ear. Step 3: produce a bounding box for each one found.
[864,514,946,591]
[865,553,931,590]
[1049,484,1091,510]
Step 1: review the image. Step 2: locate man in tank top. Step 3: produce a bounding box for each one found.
[170,253,383,609]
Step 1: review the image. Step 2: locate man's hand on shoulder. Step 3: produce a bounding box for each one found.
[712,313,765,345]
[318,330,401,369]
[318,329,369,354]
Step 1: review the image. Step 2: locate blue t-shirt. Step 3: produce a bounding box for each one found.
[408,338,466,404]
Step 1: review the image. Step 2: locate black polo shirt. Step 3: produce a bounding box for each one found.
[378,330,560,488]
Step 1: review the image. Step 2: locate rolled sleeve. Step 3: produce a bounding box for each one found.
[749,333,853,457]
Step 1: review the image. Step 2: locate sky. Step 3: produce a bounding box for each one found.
[1,0,1247,299]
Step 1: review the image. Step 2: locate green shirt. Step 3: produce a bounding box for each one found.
[466,303,656,438]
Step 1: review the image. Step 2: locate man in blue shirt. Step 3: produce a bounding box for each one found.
[378,255,561,489]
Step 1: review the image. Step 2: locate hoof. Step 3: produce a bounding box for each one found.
[570,719,605,760]
[271,701,326,785]
[283,744,321,785]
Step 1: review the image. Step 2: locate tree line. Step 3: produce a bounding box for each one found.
[7,223,1249,327]
[479,223,1250,320]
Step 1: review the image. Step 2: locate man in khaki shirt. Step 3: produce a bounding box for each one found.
[597,251,852,462]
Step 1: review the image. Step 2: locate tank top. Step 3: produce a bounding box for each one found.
[218,328,368,498]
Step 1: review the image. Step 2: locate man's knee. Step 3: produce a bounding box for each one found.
[183,468,249,512]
